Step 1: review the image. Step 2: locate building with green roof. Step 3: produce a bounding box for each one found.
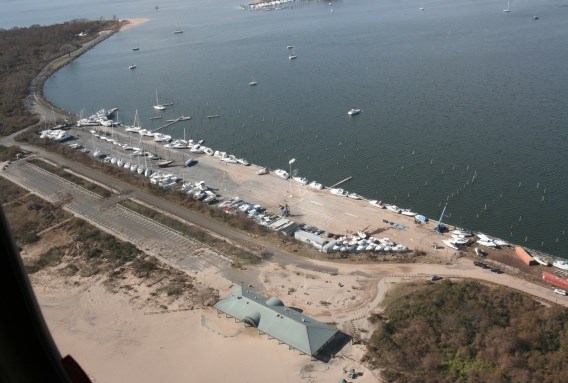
[214,286,347,359]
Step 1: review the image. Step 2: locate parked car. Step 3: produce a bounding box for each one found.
[490,268,503,274]
[430,275,442,281]
[553,288,567,296]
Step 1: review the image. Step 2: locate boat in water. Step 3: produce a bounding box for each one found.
[129,64,136,70]
[288,46,297,60]
[174,30,183,34]
[348,192,363,200]
[153,89,166,111]
[348,108,361,116]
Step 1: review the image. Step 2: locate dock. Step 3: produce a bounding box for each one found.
[330,176,352,188]
[152,118,181,133]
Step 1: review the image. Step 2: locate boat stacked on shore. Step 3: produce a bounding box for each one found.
[68,110,564,264]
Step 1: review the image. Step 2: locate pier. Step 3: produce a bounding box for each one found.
[151,118,181,133]
[330,176,352,188]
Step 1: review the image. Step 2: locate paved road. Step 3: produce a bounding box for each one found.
[2,160,231,274]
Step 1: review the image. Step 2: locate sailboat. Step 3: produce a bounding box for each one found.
[503,0,511,12]
[153,89,166,110]
[157,146,173,167]
[249,76,257,86]
[288,47,297,60]
[419,0,424,10]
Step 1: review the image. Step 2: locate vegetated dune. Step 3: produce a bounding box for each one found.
[365,280,568,383]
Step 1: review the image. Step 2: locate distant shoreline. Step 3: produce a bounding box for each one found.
[28,18,149,124]
[119,18,150,31]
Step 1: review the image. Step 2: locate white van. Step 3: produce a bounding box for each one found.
[553,288,567,296]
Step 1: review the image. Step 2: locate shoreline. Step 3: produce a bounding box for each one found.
[27,18,149,125]
[27,18,565,262]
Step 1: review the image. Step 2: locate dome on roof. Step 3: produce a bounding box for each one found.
[243,312,261,328]
[266,297,285,307]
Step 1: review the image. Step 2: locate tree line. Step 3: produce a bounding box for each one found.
[0,19,119,136]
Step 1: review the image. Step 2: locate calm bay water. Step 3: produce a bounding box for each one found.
[5,0,568,257]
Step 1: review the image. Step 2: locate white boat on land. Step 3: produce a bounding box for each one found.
[348,192,363,200]
[293,176,308,185]
[190,144,204,154]
[129,64,136,70]
[369,200,385,208]
[330,188,348,197]
[534,256,551,267]
[348,108,361,116]
[153,133,171,142]
[452,229,473,237]
[477,239,498,248]
[237,158,250,166]
[308,181,324,190]
[450,235,469,245]
[443,239,459,250]
[203,147,214,156]
[401,209,418,217]
[493,239,510,247]
[153,90,166,110]
[157,160,173,168]
[274,169,289,179]
[475,247,487,257]
[385,204,402,213]
[256,167,269,175]
[553,260,568,270]
[221,154,238,163]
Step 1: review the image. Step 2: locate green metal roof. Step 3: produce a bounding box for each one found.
[214,286,339,356]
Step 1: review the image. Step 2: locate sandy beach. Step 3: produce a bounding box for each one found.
[32,260,379,383]
[119,18,150,31]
